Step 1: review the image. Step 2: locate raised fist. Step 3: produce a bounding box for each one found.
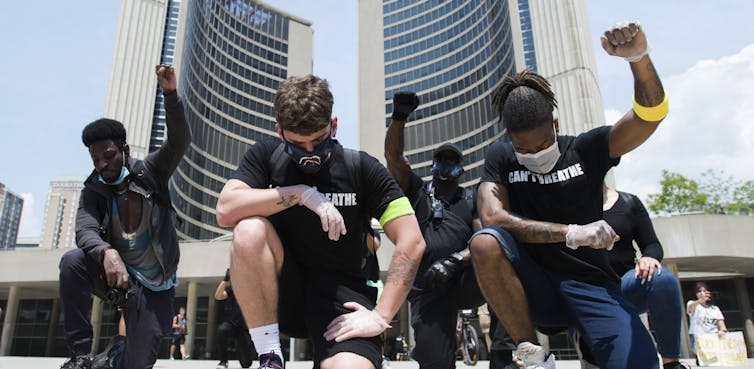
[392,92,420,122]
[600,21,649,63]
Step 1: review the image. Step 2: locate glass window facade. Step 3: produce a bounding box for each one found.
[382,0,515,184]
[150,0,183,153]
[171,0,299,240]
[518,0,538,71]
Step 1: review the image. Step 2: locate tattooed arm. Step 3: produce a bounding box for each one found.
[216,179,310,227]
[374,214,425,323]
[478,182,569,244]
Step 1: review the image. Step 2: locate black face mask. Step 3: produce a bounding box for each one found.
[282,130,335,174]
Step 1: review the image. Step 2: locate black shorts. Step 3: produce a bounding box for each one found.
[278,260,382,369]
[172,334,185,345]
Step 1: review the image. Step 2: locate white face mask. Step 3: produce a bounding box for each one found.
[515,139,560,174]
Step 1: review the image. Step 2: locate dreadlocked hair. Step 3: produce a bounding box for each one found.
[492,69,557,133]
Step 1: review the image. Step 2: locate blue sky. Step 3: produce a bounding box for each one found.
[1,1,753,240]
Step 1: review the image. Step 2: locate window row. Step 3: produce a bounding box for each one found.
[185,61,276,119]
[385,34,512,100]
[385,15,487,74]
[385,45,513,120]
[385,32,491,86]
[384,0,470,38]
[385,0,505,60]
[384,0,455,24]
[214,0,289,40]
[205,13,289,68]
[187,34,284,91]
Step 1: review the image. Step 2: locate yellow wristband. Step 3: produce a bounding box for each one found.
[633,93,669,122]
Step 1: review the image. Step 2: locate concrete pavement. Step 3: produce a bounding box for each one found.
[2,357,754,369]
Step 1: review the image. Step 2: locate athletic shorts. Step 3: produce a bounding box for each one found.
[172,334,185,345]
[278,259,382,369]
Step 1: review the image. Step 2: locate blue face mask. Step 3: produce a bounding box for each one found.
[283,129,335,175]
[432,158,463,182]
[98,166,130,186]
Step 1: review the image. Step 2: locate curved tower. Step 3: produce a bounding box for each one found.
[171,0,312,240]
[360,0,523,187]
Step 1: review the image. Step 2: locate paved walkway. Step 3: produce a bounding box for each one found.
[2,357,754,369]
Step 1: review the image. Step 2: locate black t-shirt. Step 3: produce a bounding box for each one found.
[603,191,663,276]
[406,173,475,275]
[231,137,405,279]
[481,126,621,287]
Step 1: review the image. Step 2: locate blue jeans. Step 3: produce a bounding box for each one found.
[472,227,659,369]
[621,267,683,359]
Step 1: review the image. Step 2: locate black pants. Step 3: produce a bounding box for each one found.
[217,321,255,368]
[409,266,486,369]
[59,248,174,369]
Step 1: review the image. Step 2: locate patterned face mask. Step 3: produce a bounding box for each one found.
[282,125,335,174]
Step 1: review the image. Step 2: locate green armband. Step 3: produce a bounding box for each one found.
[379,197,414,226]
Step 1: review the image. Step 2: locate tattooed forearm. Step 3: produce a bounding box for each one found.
[385,249,419,287]
[515,220,567,243]
[276,194,297,208]
[633,59,665,106]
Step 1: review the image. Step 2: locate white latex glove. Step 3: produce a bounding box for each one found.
[323,302,391,342]
[565,220,619,250]
[299,186,347,241]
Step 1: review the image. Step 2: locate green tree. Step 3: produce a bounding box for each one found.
[647,170,707,214]
[699,169,740,214]
[730,180,754,215]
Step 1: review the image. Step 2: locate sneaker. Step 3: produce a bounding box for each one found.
[258,352,284,369]
[216,361,229,369]
[61,355,93,369]
[183,355,191,360]
[514,342,556,369]
[91,335,125,369]
[381,356,393,369]
[664,361,691,369]
[579,359,600,369]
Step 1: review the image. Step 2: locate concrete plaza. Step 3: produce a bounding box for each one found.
[2,357,754,369]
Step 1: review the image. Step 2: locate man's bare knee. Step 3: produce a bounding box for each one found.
[469,234,504,260]
[231,217,273,256]
[320,352,374,369]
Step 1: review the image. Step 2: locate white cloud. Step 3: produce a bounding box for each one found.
[612,43,754,204]
[18,193,41,240]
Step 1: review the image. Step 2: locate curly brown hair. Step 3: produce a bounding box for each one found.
[492,69,557,133]
[274,75,333,135]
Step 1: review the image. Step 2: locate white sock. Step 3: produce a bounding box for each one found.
[250,323,283,360]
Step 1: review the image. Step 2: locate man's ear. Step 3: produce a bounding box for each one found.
[554,117,560,134]
[123,143,130,159]
[330,116,338,137]
[275,123,285,141]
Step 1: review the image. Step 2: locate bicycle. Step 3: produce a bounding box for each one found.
[457,309,480,365]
